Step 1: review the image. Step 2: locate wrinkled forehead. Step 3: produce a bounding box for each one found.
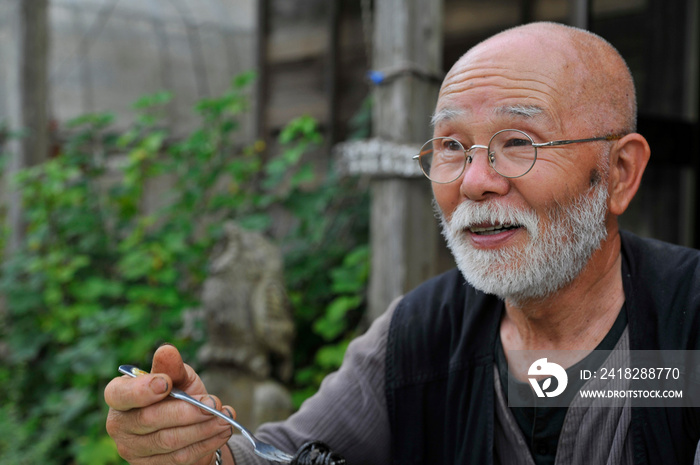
[436,29,584,127]
[448,27,582,87]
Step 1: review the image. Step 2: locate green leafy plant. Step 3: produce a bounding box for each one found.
[0,72,369,464]
[283,169,370,407]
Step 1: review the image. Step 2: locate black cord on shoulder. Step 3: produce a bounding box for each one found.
[291,441,347,465]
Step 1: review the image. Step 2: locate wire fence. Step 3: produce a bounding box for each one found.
[1,0,256,134]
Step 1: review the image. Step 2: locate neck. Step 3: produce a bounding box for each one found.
[500,232,625,353]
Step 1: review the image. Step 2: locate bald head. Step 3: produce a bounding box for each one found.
[442,22,637,136]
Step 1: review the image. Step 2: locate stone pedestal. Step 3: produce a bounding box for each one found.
[199,221,294,431]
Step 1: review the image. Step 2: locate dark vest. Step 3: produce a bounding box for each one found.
[385,231,700,465]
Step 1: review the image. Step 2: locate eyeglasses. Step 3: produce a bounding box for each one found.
[414,129,624,184]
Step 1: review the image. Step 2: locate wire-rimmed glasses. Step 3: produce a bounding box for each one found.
[414,129,624,184]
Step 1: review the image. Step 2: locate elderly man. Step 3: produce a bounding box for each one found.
[105,22,700,465]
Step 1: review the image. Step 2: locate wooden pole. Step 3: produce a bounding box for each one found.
[2,0,50,255]
[569,0,590,29]
[367,0,449,321]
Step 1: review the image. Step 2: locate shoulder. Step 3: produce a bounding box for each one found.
[620,230,700,349]
[621,230,700,274]
[620,230,700,304]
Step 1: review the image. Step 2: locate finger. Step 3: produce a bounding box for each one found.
[169,430,233,465]
[105,372,172,411]
[222,405,236,421]
[108,395,233,463]
[151,344,206,395]
[127,415,233,458]
[138,429,231,465]
[114,393,227,436]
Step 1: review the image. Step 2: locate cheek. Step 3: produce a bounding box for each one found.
[518,161,588,205]
[532,148,603,190]
[431,183,461,218]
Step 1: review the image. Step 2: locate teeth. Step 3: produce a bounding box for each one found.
[469,224,518,235]
[470,225,501,233]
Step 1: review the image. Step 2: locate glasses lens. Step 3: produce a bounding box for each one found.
[488,130,536,178]
[417,137,466,183]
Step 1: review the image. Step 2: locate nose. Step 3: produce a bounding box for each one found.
[458,144,510,200]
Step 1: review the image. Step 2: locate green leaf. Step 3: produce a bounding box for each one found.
[278,115,319,144]
[314,339,350,369]
[133,91,173,110]
[312,296,362,341]
[290,163,316,187]
[233,70,257,89]
[330,245,370,294]
[68,278,124,302]
[74,435,121,465]
[141,131,166,153]
[66,113,115,129]
[238,213,272,231]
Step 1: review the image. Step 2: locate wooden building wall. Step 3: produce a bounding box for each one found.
[259,0,370,147]
[257,0,699,249]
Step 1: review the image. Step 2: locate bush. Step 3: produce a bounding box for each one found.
[0,73,369,464]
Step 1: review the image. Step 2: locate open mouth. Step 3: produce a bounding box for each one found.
[468,223,522,236]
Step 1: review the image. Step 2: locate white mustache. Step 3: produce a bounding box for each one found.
[443,201,540,240]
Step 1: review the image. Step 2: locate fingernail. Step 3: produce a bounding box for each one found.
[224,409,235,435]
[149,376,169,394]
[158,342,175,348]
[205,395,217,408]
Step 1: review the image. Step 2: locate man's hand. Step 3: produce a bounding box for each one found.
[105,344,235,464]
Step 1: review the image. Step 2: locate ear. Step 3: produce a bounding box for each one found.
[607,133,650,216]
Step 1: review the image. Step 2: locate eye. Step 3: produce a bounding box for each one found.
[441,138,463,152]
[503,136,532,148]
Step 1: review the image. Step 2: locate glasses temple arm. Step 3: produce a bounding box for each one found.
[534,134,625,148]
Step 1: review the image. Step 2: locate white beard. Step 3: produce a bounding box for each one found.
[438,181,609,304]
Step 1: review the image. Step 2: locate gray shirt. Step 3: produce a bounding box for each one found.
[228,299,396,465]
[494,328,633,465]
[228,300,700,465]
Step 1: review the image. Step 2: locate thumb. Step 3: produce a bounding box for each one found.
[151,344,207,395]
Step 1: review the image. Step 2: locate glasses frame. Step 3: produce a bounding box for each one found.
[413,129,625,184]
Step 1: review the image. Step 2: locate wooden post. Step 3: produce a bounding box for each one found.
[367,0,447,321]
[569,0,590,29]
[2,0,50,255]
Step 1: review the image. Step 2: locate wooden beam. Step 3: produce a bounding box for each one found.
[373,0,441,143]
[366,0,449,321]
[255,0,269,142]
[569,0,590,29]
[326,0,340,146]
[2,0,50,255]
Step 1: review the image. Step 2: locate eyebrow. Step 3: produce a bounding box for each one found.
[431,104,547,127]
[495,104,544,118]
[430,107,466,127]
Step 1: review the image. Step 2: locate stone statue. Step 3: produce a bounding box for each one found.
[198,221,295,431]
